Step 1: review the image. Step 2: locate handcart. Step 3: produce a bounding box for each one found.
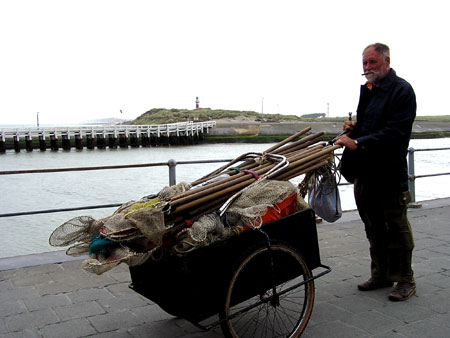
[129,208,331,337]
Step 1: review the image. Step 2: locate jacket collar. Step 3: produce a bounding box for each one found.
[364,68,396,92]
[378,68,396,91]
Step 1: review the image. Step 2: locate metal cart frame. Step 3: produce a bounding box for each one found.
[129,208,331,337]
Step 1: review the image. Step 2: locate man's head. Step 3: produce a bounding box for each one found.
[362,43,391,84]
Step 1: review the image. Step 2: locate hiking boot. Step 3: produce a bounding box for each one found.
[388,281,416,301]
[357,277,393,291]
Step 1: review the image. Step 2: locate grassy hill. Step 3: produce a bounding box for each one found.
[127,108,450,125]
[128,108,346,124]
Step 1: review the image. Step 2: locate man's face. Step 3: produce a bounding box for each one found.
[362,47,390,83]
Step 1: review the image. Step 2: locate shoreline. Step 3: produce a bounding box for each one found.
[2,121,450,150]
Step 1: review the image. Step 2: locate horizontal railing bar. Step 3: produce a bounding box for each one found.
[0,159,233,175]
[0,163,168,175]
[413,147,450,152]
[415,172,450,179]
[0,203,123,218]
[176,159,233,165]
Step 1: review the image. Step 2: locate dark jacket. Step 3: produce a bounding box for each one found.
[340,69,416,192]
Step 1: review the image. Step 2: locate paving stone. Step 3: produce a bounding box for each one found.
[53,301,105,321]
[0,287,40,302]
[89,328,133,338]
[372,302,433,324]
[0,328,40,338]
[131,303,173,320]
[88,310,145,332]
[341,310,404,335]
[430,313,450,329]
[38,318,96,338]
[97,294,150,313]
[66,287,114,304]
[0,280,12,292]
[0,318,7,334]
[414,289,450,314]
[0,300,26,317]
[11,273,53,287]
[328,292,386,314]
[11,264,62,278]
[368,330,410,338]
[128,320,222,338]
[394,318,450,338]
[307,302,354,326]
[421,271,450,289]
[5,309,59,331]
[302,320,369,338]
[414,237,449,250]
[24,294,71,311]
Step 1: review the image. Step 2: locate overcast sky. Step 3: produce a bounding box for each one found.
[1,0,448,125]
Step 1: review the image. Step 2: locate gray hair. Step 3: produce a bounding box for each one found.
[364,43,390,58]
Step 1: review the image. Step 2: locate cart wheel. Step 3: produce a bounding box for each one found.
[219,243,315,338]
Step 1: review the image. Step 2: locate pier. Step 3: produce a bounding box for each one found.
[0,121,216,152]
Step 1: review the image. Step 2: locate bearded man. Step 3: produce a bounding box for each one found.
[336,43,416,301]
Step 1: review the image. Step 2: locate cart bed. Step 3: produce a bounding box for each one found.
[129,208,321,323]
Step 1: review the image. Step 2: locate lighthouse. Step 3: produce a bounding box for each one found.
[195,97,200,109]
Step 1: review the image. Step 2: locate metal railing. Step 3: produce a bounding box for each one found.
[0,158,232,218]
[1,146,449,218]
[0,121,217,141]
[408,146,450,203]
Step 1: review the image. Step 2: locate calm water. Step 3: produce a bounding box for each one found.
[1,139,450,258]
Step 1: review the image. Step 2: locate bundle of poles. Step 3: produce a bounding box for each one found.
[161,127,340,234]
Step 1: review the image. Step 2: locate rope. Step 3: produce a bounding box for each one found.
[243,169,259,180]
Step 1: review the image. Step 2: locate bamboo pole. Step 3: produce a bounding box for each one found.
[263,127,311,153]
[163,136,339,222]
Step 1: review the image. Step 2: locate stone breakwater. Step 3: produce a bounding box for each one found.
[209,121,450,137]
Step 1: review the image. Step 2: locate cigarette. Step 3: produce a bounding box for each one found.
[361,72,372,76]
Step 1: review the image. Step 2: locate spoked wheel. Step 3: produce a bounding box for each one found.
[220,243,315,338]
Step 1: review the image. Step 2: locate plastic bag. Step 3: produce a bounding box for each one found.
[308,173,342,223]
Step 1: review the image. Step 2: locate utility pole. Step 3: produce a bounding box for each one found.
[37,112,40,128]
[261,98,264,120]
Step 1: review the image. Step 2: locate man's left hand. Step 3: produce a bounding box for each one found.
[335,135,358,150]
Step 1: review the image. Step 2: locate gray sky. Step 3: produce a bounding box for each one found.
[1,0,448,125]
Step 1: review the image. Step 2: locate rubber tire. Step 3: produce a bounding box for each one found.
[220,243,315,338]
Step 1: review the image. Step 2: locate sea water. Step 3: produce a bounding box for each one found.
[1,139,449,258]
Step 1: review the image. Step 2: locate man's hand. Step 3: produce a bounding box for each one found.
[343,120,356,132]
[335,134,358,150]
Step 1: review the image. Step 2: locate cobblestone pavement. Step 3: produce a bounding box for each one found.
[1,198,450,338]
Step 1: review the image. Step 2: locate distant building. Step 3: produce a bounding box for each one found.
[300,113,326,119]
[195,97,200,109]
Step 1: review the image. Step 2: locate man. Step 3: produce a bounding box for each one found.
[336,43,416,301]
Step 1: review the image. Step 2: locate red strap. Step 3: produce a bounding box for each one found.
[243,169,259,180]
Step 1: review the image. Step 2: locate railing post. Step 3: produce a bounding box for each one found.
[407,147,421,208]
[168,159,177,186]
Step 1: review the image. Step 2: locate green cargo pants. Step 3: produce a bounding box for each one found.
[354,179,415,283]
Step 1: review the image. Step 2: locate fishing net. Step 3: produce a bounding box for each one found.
[158,182,191,199]
[82,247,151,275]
[173,213,231,254]
[49,195,168,273]
[49,216,105,247]
[224,179,302,228]
[172,179,308,254]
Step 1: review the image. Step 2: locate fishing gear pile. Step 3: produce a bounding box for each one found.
[49,127,340,274]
